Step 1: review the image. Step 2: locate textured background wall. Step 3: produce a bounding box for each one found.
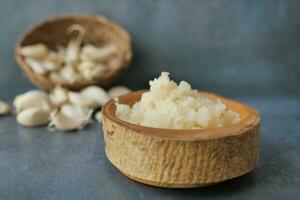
[0,0,299,97]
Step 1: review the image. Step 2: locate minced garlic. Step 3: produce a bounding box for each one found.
[115,72,240,129]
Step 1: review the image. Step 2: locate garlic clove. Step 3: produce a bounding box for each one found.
[20,43,48,59]
[59,65,79,84]
[24,58,47,75]
[77,60,96,71]
[16,107,49,127]
[68,91,92,107]
[80,86,110,107]
[56,44,66,59]
[80,43,118,62]
[49,72,68,85]
[95,111,102,124]
[0,100,11,115]
[43,51,63,71]
[65,24,85,65]
[49,86,69,106]
[68,86,110,108]
[13,90,52,113]
[49,104,92,132]
[81,64,106,81]
[108,86,131,98]
[60,104,91,118]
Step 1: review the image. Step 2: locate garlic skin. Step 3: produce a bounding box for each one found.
[0,101,11,115]
[80,44,118,62]
[13,90,52,113]
[49,104,92,132]
[108,86,131,98]
[16,107,49,127]
[49,86,69,106]
[20,43,48,59]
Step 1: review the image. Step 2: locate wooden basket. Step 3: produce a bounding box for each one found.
[16,14,132,90]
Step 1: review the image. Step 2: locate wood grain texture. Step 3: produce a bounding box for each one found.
[102,91,260,188]
[15,14,132,91]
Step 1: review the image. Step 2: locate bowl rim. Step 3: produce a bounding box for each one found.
[102,90,260,141]
[15,13,131,50]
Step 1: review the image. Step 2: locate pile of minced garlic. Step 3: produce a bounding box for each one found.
[115,72,240,129]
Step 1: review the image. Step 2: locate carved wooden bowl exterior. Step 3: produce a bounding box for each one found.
[16,14,132,90]
[102,91,260,188]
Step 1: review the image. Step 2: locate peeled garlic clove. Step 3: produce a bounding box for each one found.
[49,72,68,85]
[0,100,11,115]
[24,58,47,75]
[77,60,96,71]
[65,39,80,65]
[16,107,49,127]
[56,44,66,59]
[13,90,52,113]
[49,104,92,132]
[49,86,69,106]
[108,86,131,98]
[81,64,106,81]
[20,43,48,59]
[43,51,63,71]
[60,104,91,118]
[65,24,85,65]
[95,111,102,123]
[80,43,118,62]
[68,92,91,107]
[59,66,78,84]
[80,86,110,107]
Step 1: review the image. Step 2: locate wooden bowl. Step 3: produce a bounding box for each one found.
[16,14,132,90]
[102,91,260,188]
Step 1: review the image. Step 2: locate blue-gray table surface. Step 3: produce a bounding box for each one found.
[0,0,300,199]
[0,87,299,200]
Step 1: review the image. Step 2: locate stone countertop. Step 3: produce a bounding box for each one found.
[0,93,299,200]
